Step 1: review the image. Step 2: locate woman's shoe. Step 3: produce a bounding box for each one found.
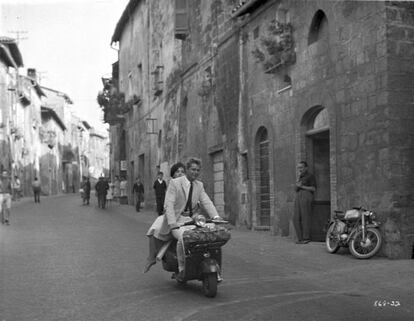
[143,261,156,273]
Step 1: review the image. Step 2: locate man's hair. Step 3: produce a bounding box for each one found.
[157,171,163,176]
[299,161,308,167]
[186,157,202,169]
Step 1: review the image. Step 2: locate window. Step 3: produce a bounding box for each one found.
[308,10,328,45]
[175,0,188,40]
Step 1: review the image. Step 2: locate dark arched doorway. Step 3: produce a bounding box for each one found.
[255,127,270,227]
[303,107,331,241]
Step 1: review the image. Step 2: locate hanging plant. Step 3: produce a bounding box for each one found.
[251,19,296,74]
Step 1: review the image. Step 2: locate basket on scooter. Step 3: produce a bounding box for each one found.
[183,226,231,254]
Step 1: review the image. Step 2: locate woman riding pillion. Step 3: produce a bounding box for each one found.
[144,162,186,273]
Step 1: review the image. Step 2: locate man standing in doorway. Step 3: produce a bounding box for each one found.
[293,161,316,244]
[153,172,167,216]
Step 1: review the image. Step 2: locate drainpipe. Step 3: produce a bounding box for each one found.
[237,28,248,228]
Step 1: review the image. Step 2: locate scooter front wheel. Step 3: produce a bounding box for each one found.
[349,228,382,259]
[202,272,218,298]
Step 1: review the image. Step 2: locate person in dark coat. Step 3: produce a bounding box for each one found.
[153,171,167,216]
[81,177,91,205]
[132,177,144,212]
[95,176,109,209]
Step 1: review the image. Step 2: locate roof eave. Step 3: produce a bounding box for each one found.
[111,0,141,44]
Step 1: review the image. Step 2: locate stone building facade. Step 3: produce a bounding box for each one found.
[106,0,414,258]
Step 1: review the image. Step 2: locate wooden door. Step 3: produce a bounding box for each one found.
[310,130,330,241]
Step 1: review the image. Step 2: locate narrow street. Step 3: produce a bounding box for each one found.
[1,195,413,321]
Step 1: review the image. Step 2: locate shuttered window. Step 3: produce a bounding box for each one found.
[175,0,188,40]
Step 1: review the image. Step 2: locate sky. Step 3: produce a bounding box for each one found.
[0,0,130,132]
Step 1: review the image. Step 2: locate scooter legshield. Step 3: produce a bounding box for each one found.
[201,258,219,274]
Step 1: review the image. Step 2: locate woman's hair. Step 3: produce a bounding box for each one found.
[170,162,185,177]
[186,157,202,169]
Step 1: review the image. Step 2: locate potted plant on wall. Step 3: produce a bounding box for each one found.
[252,19,296,74]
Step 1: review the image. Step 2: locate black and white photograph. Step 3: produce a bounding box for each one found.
[1,0,413,320]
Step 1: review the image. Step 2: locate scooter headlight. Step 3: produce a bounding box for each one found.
[193,214,206,227]
[369,211,376,220]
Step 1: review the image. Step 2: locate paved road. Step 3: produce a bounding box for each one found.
[1,195,413,321]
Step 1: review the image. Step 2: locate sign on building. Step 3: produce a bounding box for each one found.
[120,160,127,171]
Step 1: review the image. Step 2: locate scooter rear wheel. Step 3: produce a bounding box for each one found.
[325,223,340,253]
[202,273,218,298]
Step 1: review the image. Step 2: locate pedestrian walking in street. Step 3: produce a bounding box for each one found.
[81,177,91,205]
[1,170,12,225]
[144,162,185,273]
[32,177,41,203]
[12,175,21,201]
[132,176,144,212]
[95,176,109,209]
[153,171,167,216]
[293,161,316,244]
[106,180,114,207]
[113,176,120,201]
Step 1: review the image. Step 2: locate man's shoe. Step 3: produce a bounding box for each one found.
[143,261,156,273]
[303,239,310,244]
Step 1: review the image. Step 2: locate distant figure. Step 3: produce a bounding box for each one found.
[106,181,114,206]
[95,177,109,209]
[81,177,91,205]
[120,177,127,197]
[32,177,41,204]
[12,175,21,201]
[0,170,12,225]
[153,171,167,216]
[113,176,120,200]
[132,176,144,212]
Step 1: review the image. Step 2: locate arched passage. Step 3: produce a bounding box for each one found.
[255,126,271,227]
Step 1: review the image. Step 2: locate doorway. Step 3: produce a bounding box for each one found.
[309,130,330,241]
[304,107,331,241]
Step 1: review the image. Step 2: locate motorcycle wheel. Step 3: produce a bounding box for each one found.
[349,228,382,259]
[325,224,340,253]
[202,273,218,298]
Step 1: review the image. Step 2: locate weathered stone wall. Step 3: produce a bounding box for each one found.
[382,2,414,258]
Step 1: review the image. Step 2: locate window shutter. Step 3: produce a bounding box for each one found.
[175,0,188,40]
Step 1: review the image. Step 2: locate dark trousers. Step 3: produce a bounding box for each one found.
[156,196,165,216]
[34,190,40,203]
[293,191,313,241]
[135,194,143,212]
[98,194,106,209]
[83,194,90,205]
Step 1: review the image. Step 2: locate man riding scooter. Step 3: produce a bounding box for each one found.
[158,157,223,282]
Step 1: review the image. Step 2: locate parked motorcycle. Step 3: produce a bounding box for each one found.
[158,214,231,298]
[325,207,382,259]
